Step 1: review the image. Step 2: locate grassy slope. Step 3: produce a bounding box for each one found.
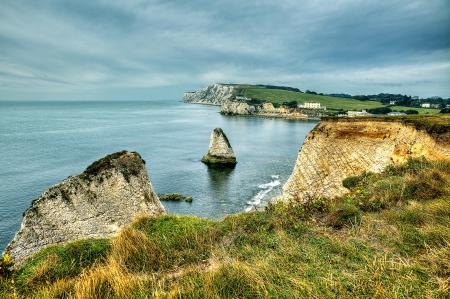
[1,158,449,298]
[391,105,440,115]
[236,85,440,114]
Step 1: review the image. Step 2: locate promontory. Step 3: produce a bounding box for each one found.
[5,151,165,264]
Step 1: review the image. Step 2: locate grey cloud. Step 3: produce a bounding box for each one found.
[0,0,449,100]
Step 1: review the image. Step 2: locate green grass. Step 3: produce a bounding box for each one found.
[322,114,450,140]
[2,158,450,298]
[236,85,385,111]
[234,85,439,115]
[391,106,440,115]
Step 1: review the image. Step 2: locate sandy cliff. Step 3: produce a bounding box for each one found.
[220,99,308,118]
[281,118,450,202]
[5,151,165,264]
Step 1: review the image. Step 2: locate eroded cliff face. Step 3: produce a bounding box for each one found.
[5,151,165,264]
[220,99,308,119]
[281,118,450,202]
[183,84,235,106]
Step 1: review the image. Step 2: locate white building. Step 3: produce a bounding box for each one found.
[347,110,372,117]
[421,103,431,108]
[236,96,252,101]
[298,101,325,110]
[387,112,406,116]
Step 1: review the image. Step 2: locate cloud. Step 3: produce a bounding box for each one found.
[0,0,449,100]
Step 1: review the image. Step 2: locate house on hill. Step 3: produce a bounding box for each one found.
[298,101,326,110]
[347,110,372,117]
[388,112,406,116]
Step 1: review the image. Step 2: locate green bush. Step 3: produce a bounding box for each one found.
[0,254,14,279]
[329,203,361,228]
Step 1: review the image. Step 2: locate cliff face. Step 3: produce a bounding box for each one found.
[183,84,235,106]
[5,151,165,264]
[281,118,450,202]
[220,99,308,119]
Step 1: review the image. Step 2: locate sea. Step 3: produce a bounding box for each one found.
[0,100,319,250]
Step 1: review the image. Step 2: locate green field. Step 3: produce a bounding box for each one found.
[236,85,384,111]
[391,105,440,115]
[235,85,437,115]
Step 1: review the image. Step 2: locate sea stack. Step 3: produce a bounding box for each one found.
[5,150,165,264]
[202,128,237,165]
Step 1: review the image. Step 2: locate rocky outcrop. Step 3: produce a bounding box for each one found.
[280,118,450,202]
[5,151,165,264]
[202,128,237,164]
[183,84,235,106]
[220,99,309,119]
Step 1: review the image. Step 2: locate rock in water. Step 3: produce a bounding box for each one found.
[5,151,165,264]
[202,128,237,164]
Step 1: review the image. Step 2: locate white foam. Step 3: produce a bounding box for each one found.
[246,177,281,211]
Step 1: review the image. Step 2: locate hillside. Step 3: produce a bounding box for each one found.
[235,85,384,111]
[235,85,441,115]
[1,157,449,298]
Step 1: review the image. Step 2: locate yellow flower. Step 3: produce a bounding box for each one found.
[2,254,12,265]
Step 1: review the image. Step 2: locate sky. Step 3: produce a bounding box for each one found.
[1,0,449,101]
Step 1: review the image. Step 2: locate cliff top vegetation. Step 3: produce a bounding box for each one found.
[83,150,143,176]
[233,85,441,115]
[1,158,449,298]
[323,114,450,143]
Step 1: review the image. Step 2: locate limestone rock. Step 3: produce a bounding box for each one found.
[220,99,308,119]
[202,128,237,164]
[279,118,450,203]
[5,151,165,264]
[183,84,235,106]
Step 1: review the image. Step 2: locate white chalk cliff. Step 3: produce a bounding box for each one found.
[5,151,165,264]
[183,84,235,106]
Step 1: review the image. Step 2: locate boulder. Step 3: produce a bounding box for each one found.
[202,128,237,164]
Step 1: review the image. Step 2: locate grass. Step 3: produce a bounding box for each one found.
[234,85,440,115]
[1,158,450,298]
[236,85,385,111]
[322,114,450,144]
[391,106,440,115]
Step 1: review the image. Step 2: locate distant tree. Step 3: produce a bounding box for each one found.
[440,108,450,114]
[327,93,352,98]
[404,109,419,115]
[352,95,370,101]
[366,107,392,114]
[282,101,298,108]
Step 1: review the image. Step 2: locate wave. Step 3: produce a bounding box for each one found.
[245,177,281,212]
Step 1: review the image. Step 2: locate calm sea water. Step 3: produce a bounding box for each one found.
[0,100,319,250]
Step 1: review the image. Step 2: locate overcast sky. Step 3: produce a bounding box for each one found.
[1,0,449,101]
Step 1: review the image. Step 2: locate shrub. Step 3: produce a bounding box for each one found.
[342,172,373,190]
[403,180,443,201]
[342,176,361,189]
[0,254,13,279]
[329,203,361,228]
